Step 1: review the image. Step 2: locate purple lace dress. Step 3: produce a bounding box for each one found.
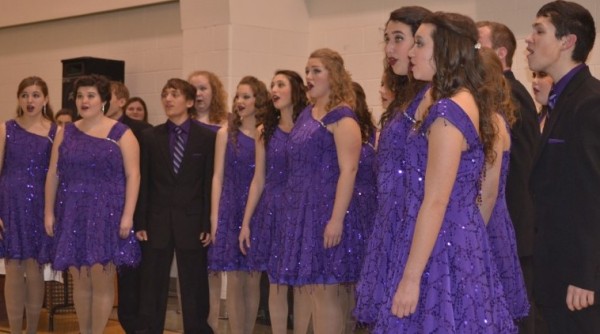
[0,120,56,263]
[373,99,515,333]
[487,149,529,320]
[276,106,366,285]
[354,131,377,239]
[196,120,221,133]
[245,127,289,276]
[355,86,428,324]
[53,122,140,270]
[208,131,255,271]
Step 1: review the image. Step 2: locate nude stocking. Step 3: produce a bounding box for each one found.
[23,259,44,334]
[268,284,289,334]
[310,284,344,334]
[208,272,222,332]
[70,264,116,334]
[293,286,312,334]
[226,271,261,334]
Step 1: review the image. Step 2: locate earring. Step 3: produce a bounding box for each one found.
[101,104,105,113]
[42,105,47,115]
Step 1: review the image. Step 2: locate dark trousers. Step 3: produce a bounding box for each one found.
[138,241,212,334]
[540,303,600,334]
[518,256,549,334]
[117,265,142,334]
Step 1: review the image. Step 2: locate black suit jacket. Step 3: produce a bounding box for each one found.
[531,67,600,305]
[119,114,152,141]
[135,119,216,250]
[504,71,539,257]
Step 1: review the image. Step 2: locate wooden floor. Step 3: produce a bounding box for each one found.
[0,298,283,334]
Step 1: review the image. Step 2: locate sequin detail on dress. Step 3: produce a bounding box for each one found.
[276,106,367,285]
[0,120,56,263]
[208,131,255,272]
[355,86,429,324]
[52,122,140,270]
[372,99,516,333]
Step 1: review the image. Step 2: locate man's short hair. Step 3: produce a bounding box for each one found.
[477,21,517,68]
[537,1,596,63]
[110,81,130,100]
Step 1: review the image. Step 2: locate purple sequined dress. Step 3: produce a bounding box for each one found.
[246,128,289,276]
[53,122,140,270]
[354,131,377,239]
[0,120,56,263]
[276,106,366,285]
[355,86,428,324]
[208,131,255,271]
[487,149,529,319]
[373,99,515,333]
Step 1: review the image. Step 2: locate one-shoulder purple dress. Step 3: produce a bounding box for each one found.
[355,86,429,324]
[276,106,366,285]
[245,127,289,277]
[354,131,377,239]
[373,99,515,333]
[53,122,140,270]
[208,131,255,272]
[487,149,529,320]
[0,120,56,263]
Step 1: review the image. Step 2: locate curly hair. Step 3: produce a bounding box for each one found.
[308,48,355,112]
[379,6,432,127]
[352,82,376,142]
[422,12,497,164]
[187,70,229,124]
[261,70,308,147]
[230,76,270,148]
[478,47,516,127]
[73,74,112,115]
[16,76,55,121]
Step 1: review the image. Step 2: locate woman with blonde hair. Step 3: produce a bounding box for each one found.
[276,48,365,334]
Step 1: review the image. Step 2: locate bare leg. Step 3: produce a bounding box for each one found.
[70,266,92,334]
[208,272,221,332]
[4,260,26,334]
[243,272,261,334]
[23,259,44,334]
[269,284,289,334]
[293,286,312,334]
[89,263,115,334]
[311,284,344,334]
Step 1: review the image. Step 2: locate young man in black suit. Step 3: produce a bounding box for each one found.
[108,81,152,334]
[527,2,600,333]
[477,21,541,334]
[136,78,215,334]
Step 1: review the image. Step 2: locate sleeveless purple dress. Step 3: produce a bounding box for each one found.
[0,120,56,263]
[245,127,289,276]
[53,122,140,270]
[373,99,515,333]
[208,131,255,272]
[196,120,221,133]
[276,106,366,285]
[487,149,529,320]
[355,86,429,324]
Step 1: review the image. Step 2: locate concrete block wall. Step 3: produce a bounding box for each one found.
[0,0,598,124]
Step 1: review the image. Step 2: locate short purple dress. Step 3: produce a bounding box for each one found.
[373,99,515,333]
[487,149,529,320]
[354,131,377,239]
[208,131,255,272]
[355,86,428,324]
[276,106,366,285]
[245,127,289,276]
[53,122,140,270]
[0,120,56,263]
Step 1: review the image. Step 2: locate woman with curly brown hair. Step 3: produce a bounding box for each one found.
[371,12,516,333]
[208,76,269,334]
